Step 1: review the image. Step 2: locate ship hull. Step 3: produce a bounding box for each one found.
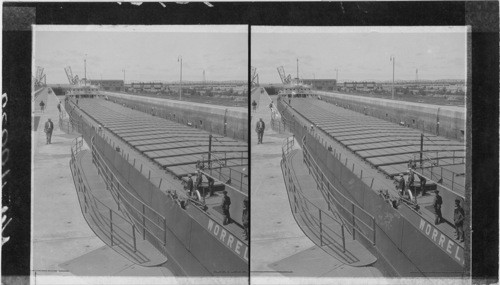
[277,98,465,277]
[66,98,248,276]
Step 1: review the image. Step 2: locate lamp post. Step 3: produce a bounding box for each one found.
[390,55,395,100]
[84,54,87,86]
[178,56,183,100]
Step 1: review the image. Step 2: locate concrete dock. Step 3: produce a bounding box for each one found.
[250,88,384,283]
[31,89,177,284]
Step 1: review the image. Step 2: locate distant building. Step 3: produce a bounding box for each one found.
[342,81,377,92]
[88,79,124,91]
[301,79,337,91]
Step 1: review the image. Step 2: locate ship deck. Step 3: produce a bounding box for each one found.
[285,97,465,246]
[69,97,248,242]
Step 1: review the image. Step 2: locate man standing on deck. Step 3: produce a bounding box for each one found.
[221,190,231,225]
[206,175,215,197]
[57,102,61,113]
[256,118,265,144]
[454,199,465,242]
[195,170,203,197]
[185,174,194,197]
[433,191,443,225]
[418,174,427,196]
[44,118,54,144]
[242,198,249,240]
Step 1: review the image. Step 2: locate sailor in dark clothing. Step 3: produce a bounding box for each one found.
[185,174,194,197]
[44,118,54,144]
[256,118,265,144]
[251,100,257,112]
[418,174,427,196]
[207,175,215,197]
[454,199,465,242]
[57,102,61,113]
[242,198,249,240]
[398,174,406,195]
[39,100,45,113]
[221,190,231,225]
[433,191,443,225]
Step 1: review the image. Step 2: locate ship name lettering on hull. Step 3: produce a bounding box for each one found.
[419,219,464,266]
[208,219,248,262]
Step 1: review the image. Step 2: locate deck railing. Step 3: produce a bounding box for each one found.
[70,136,140,254]
[281,136,349,253]
[90,136,169,248]
[302,143,377,245]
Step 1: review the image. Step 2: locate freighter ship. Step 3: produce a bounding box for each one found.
[64,84,249,276]
[276,81,466,277]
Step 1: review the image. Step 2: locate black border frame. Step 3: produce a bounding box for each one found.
[2,1,498,283]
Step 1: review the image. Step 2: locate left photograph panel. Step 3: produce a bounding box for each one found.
[32,25,249,282]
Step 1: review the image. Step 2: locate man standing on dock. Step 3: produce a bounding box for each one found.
[44,118,54,144]
[221,190,231,225]
[256,118,265,144]
[454,199,465,242]
[433,190,443,225]
[39,100,45,113]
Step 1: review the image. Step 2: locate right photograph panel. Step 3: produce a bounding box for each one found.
[251,26,467,281]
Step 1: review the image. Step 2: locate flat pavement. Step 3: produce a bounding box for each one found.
[250,87,383,283]
[32,88,177,284]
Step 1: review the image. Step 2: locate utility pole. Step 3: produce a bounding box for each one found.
[178,56,183,100]
[390,55,395,100]
[84,54,87,86]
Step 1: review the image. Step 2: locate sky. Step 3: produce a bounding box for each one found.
[34,25,248,84]
[252,26,467,83]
